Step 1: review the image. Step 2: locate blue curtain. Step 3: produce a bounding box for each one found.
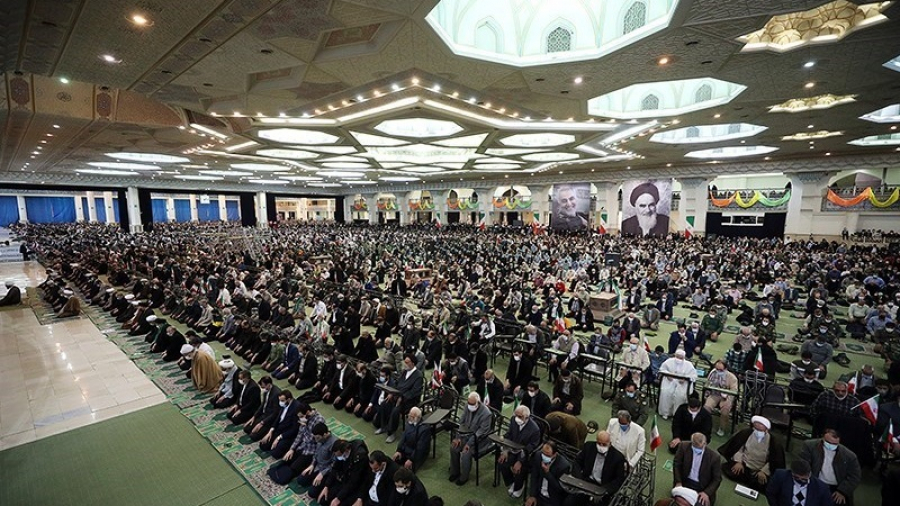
[94,198,107,223]
[197,201,220,222]
[151,199,168,222]
[112,198,120,223]
[0,196,20,226]
[174,199,191,222]
[81,197,89,221]
[225,200,240,221]
[25,196,76,223]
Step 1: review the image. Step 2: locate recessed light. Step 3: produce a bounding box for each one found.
[392,83,400,91]
[411,77,419,85]
[764,156,771,160]
[573,76,583,84]
[59,77,69,84]
[657,56,670,65]
[892,126,897,130]
[803,61,815,68]
[808,124,814,129]
[826,152,831,156]
[130,14,152,26]
[804,82,815,89]
[100,54,120,63]
[713,113,721,118]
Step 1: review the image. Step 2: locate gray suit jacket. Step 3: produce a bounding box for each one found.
[458,404,493,447]
[797,439,861,498]
[672,442,723,505]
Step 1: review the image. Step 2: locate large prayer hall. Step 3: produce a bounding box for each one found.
[2,2,900,506]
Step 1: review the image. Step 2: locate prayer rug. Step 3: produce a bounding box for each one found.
[837,341,877,356]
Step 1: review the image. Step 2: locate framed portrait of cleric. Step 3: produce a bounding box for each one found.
[551,183,591,230]
[621,179,673,236]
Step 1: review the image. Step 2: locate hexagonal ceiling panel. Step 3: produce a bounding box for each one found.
[374,118,464,137]
[650,124,767,144]
[588,78,747,119]
[426,0,681,67]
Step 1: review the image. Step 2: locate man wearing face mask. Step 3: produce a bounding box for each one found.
[228,370,261,425]
[607,410,646,467]
[551,369,584,415]
[704,360,738,437]
[718,416,785,491]
[672,433,723,506]
[388,467,428,506]
[801,330,835,380]
[449,392,493,485]
[297,423,337,498]
[565,431,628,506]
[700,309,723,343]
[669,398,713,454]
[498,406,542,498]
[526,442,571,506]
[658,349,698,419]
[259,390,300,458]
[477,369,505,410]
[669,323,697,359]
[523,381,552,419]
[798,429,860,506]
[505,348,534,399]
[810,382,859,435]
[393,407,430,472]
[619,337,651,389]
[381,354,423,445]
[267,402,325,485]
[317,439,370,506]
[322,355,360,410]
[765,460,833,506]
[612,382,647,425]
[441,352,471,393]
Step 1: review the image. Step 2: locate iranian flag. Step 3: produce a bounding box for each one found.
[430,362,444,389]
[847,374,857,395]
[477,215,486,231]
[685,215,695,238]
[434,215,442,229]
[881,421,897,450]
[754,348,764,372]
[855,395,879,424]
[650,415,662,452]
[599,212,608,235]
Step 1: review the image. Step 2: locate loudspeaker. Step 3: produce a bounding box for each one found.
[604,253,621,267]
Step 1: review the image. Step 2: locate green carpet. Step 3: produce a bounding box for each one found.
[0,403,267,506]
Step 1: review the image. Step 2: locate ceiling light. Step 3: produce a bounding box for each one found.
[574,76,583,84]
[473,164,521,170]
[684,146,779,159]
[257,128,340,144]
[104,152,189,163]
[588,78,747,119]
[130,14,150,26]
[657,56,670,65]
[713,113,721,118]
[781,130,843,141]
[199,170,254,177]
[375,118,463,138]
[77,169,139,176]
[522,152,580,162]
[500,133,575,147]
[804,82,815,89]
[411,78,420,85]
[317,171,366,178]
[301,146,358,154]
[321,162,371,169]
[230,163,290,172]
[100,54,120,63]
[804,61,816,68]
[279,176,323,181]
[769,93,855,113]
[89,162,160,170]
[432,133,488,148]
[53,124,60,129]
[808,124,814,128]
[826,152,831,155]
[255,148,319,160]
[392,83,400,91]
[848,133,900,146]
[401,167,446,173]
[246,179,285,185]
[380,176,420,182]
[174,175,224,181]
[343,180,377,185]
[59,77,69,84]
[307,182,343,187]
[351,132,409,146]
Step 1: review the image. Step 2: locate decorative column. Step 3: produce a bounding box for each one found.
[189,194,199,222]
[255,192,269,229]
[365,194,377,224]
[74,194,84,222]
[431,189,447,225]
[86,191,98,222]
[342,196,353,223]
[478,188,494,226]
[218,195,228,221]
[103,192,115,224]
[16,196,27,223]
[593,181,620,235]
[166,197,175,222]
[785,171,833,237]
[677,177,712,237]
[530,185,551,226]
[125,187,143,233]
[397,193,409,225]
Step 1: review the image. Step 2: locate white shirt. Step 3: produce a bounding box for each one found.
[405,367,417,380]
[590,452,606,483]
[819,448,838,485]
[369,469,384,502]
[199,342,215,359]
[792,480,808,506]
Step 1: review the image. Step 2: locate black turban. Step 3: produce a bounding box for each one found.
[629,183,660,206]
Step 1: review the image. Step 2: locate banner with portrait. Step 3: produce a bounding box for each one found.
[621,179,673,236]
[551,183,591,230]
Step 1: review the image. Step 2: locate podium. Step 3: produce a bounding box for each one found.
[589,292,622,321]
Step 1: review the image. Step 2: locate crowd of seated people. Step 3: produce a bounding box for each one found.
[11,219,900,506]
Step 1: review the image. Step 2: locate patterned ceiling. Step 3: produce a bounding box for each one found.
[1,0,900,193]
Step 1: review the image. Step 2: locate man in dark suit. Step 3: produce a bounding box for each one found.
[388,467,428,506]
[522,381,552,419]
[766,460,834,506]
[228,370,260,425]
[673,433,723,506]
[477,368,505,411]
[289,343,318,391]
[316,438,369,506]
[551,369,584,415]
[380,353,424,443]
[505,349,534,398]
[527,442,571,506]
[245,376,280,439]
[499,405,543,498]
[669,398,713,454]
[361,451,400,506]
[565,431,628,506]
[259,389,300,458]
[322,354,360,410]
[797,429,861,506]
[393,407,431,472]
[657,293,675,321]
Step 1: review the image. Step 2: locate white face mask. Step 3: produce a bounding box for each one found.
[515,417,527,427]
[395,486,409,495]
[597,445,609,454]
[629,344,637,351]
[467,403,478,412]
[528,390,537,397]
